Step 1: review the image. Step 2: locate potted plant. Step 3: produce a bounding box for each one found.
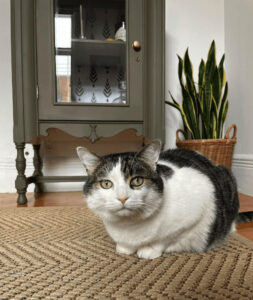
[165,41,237,169]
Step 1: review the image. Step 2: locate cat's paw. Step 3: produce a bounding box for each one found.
[116,244,135,255]
[137,246,162,259]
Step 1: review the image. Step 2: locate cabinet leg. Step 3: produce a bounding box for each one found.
[15,143,28,204]
[33,144,43,193]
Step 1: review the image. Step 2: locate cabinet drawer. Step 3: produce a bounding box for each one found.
[39,122,144,142]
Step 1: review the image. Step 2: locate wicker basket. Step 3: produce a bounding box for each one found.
[176,124,237,169]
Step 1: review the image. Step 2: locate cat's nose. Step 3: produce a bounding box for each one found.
[118,197,128,204]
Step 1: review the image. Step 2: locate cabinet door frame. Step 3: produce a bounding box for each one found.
[36,0,144,122]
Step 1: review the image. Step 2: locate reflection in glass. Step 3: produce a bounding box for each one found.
[113,80,126,104]
[55,55,71,102]
[54,0,127,105]
[55,15,72,48]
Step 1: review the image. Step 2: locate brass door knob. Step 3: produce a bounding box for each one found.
[132,40,141,52]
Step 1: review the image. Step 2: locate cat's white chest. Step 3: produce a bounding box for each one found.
[104,216,163,247]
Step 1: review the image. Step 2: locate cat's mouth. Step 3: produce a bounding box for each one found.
[114,207,136,217]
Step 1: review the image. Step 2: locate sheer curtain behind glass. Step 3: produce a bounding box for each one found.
[55,14,72,102]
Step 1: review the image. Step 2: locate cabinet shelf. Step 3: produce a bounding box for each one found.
[56,39,125,51]
[74,39,125,66]
[56,39,126,66]
[72,38,126,45]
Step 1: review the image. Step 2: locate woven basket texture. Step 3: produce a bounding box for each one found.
[0,206,252,299]
[176,124,237,169]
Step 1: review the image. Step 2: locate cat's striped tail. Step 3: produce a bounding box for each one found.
[236,211,253,224]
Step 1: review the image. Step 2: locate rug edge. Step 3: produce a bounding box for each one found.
[232,233,253,248]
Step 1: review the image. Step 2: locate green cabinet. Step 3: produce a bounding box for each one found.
[11,0,165,204]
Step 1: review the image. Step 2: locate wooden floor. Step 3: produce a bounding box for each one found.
[0,192,253,242]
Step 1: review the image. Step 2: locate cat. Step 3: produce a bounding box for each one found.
[77,140,253,259]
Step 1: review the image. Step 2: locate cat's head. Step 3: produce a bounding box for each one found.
[77,141,163,221]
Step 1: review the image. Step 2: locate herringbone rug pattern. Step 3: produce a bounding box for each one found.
[0,206,252,299]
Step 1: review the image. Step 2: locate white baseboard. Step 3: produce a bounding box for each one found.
[0,157,85,193]
[232,154,253,197]
[1,155,253,196]
[0,157,33,193]
[232,154,253,168]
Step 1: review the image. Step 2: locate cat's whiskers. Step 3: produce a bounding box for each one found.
[137,201,164,216]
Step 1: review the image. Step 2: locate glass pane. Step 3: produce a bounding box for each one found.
[54,0,127,105]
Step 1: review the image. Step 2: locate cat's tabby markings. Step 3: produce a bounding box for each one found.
[77,141,253,259]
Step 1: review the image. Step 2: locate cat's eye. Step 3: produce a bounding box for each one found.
[130,176,144,188]
[100,180,113,189]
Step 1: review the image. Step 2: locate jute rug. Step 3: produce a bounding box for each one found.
[0,206,252,300]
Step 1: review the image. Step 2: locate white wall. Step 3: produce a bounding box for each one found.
[225,0,253,196]
[0,0,252,196]
[0,0,13,159]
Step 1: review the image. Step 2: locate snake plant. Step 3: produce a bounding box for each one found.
[166,40,229,139]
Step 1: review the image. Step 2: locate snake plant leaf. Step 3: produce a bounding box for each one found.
[165,100,181,112]
[212,66,221,107]
[198,86,205,115]
[211,95,218,118]
[185,75,199,116]
[183,49,194,82]
[211,96,218,138]
[222,101,229,125]
[219,100,229,138]
[168,91,180,106]
[184,49,197,97]
[183,49,200,119]
[211,110,217,138]
[198,60,205,116]
[205,40,217,84]
[218,54,226,87]
[177,55,184,87]
[180,104,194,137]
[198,59,205,90]
[165,99,193,139]
[217,82,228,137]
[181,87,200,139]
[183,124,189,139]
[201,122,208,139]
[203,41,216,139]
[202,82,212,138]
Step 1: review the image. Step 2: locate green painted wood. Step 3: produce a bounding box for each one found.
[15,143,28,204]
[11,0,38,143]
[33,144,44,193]
[39,122,143,140]
[36,0,144,122]
[12,0,164,142]
[143,0,165,142]
[11,0,24,143]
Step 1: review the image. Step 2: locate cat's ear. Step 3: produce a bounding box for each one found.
[138,140,162,169]
[76,147,100,175]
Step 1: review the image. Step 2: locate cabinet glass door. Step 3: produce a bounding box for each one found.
[36,0,144,121]
[54,0,127,105]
